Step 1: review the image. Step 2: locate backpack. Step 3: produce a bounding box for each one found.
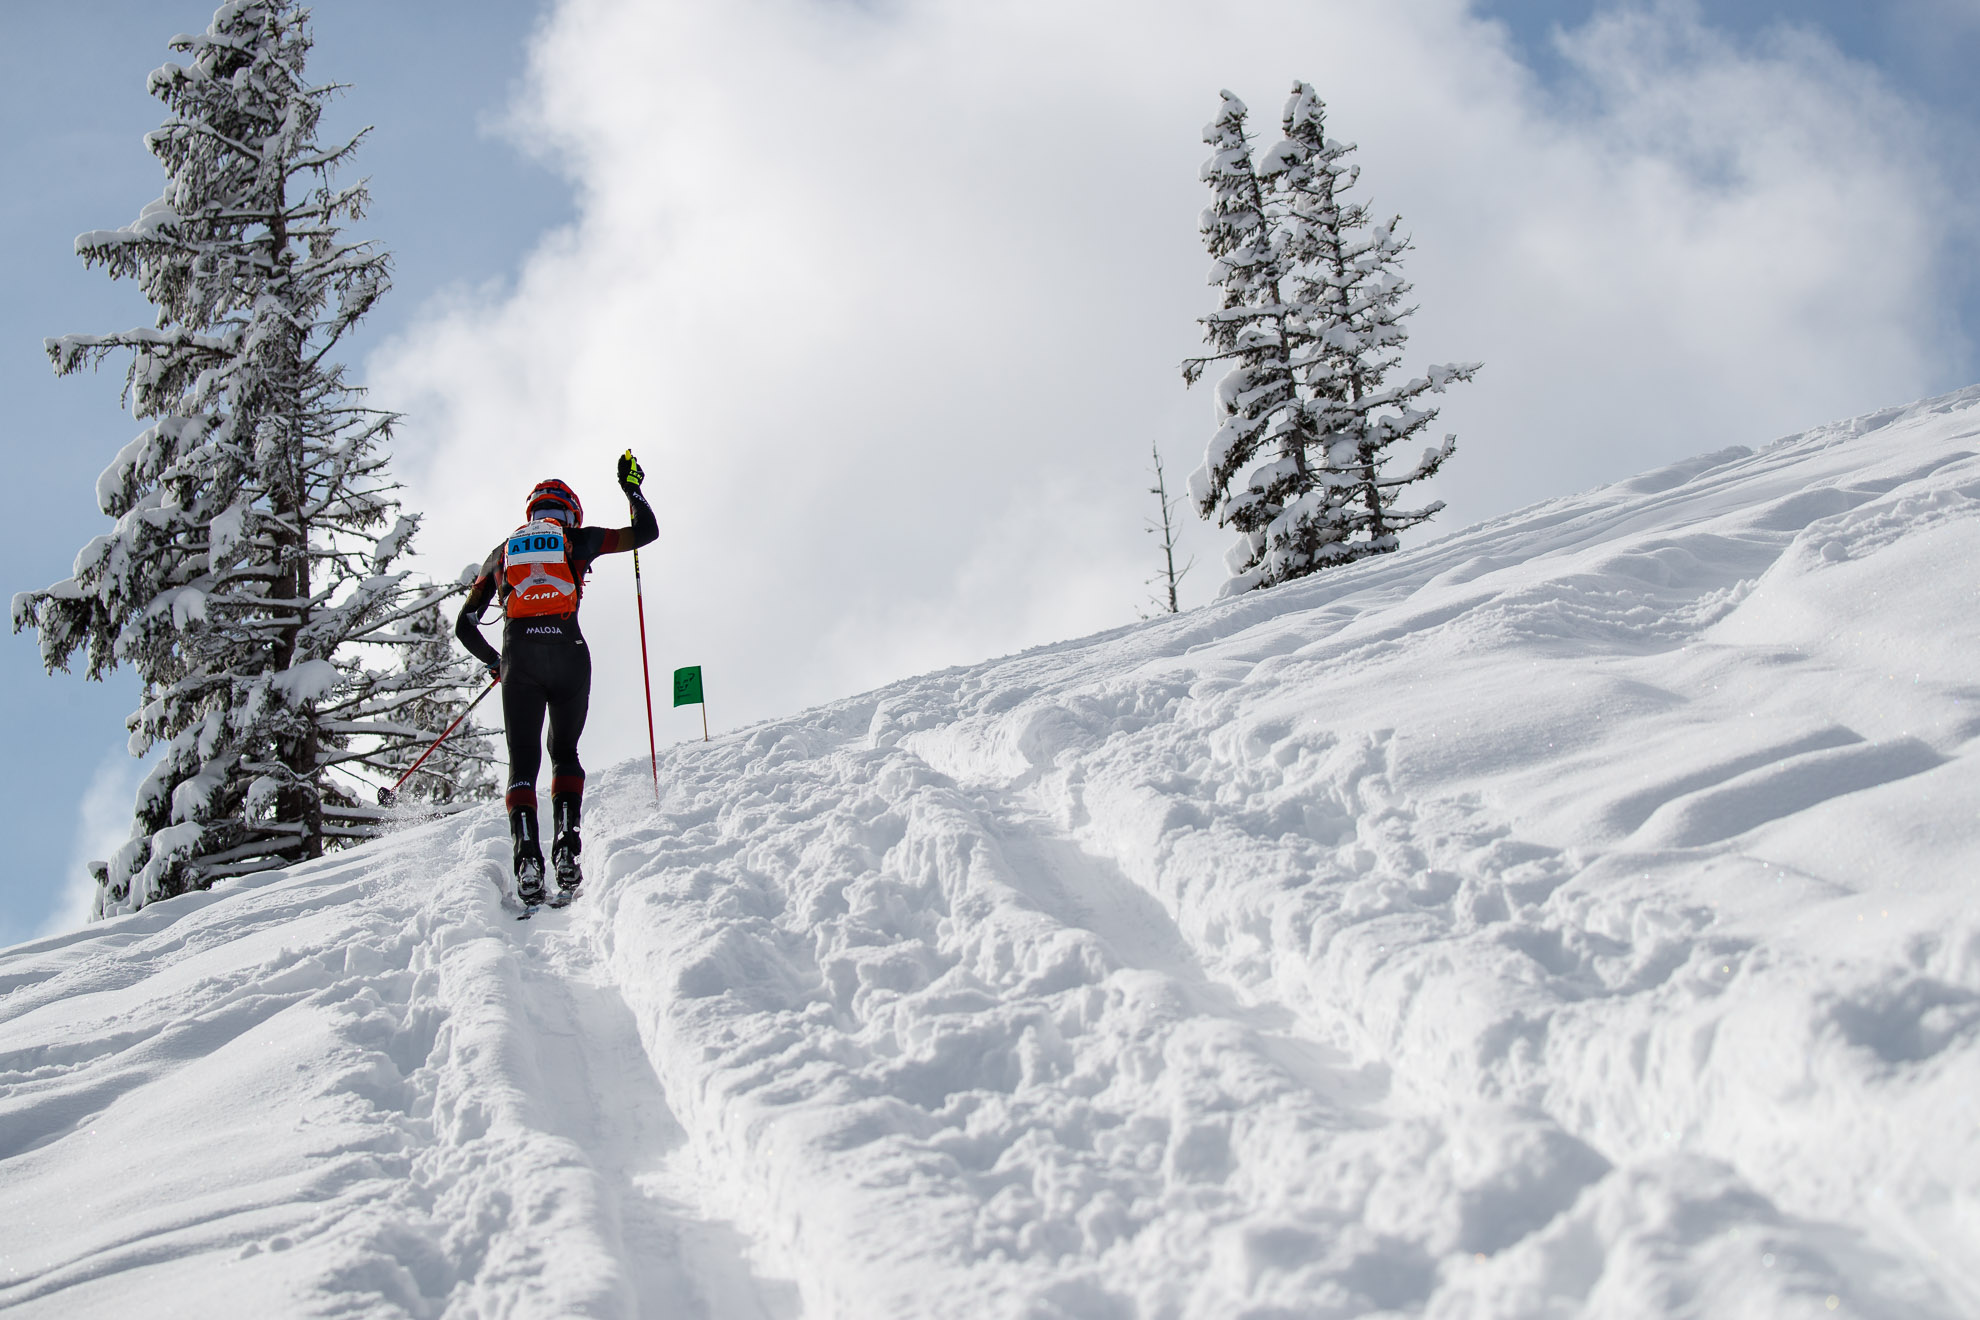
[502,519,581,619]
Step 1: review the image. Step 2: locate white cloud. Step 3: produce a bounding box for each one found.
[368,0,1964,761]
[43,747,141,938]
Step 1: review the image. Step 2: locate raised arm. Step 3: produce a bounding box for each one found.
[594,490,657,555]
[591,451,658,555]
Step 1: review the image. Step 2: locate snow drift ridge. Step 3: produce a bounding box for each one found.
[4,387,1979,1318]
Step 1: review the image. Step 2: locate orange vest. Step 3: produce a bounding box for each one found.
[502,520,580,618]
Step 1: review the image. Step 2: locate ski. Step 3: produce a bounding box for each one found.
[496,884,541,921]
[514,853,548,918]
[548,885,581,909]
[492,865,538,919]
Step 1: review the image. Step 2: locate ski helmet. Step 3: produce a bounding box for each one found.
[525,478,583,526]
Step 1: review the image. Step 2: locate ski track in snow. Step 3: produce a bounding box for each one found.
[0,816,797,1318]
[5,387,1980,1317]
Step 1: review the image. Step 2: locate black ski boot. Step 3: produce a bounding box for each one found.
[549,792,583,904]
[511,804,547,906]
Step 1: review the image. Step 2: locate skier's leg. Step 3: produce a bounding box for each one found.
[550,791,582,886]
[545,647,593,888]
[502,651,552,901]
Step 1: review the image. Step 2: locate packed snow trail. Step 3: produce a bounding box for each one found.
[0,815,797,1318]
[4,387,1980,1317]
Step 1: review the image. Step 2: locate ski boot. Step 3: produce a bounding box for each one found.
[548,791,583,906]
[510,803,547,907]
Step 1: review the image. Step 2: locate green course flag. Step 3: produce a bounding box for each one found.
[673,665,709,741]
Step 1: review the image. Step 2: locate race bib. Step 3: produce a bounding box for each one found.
[503,520,579,618]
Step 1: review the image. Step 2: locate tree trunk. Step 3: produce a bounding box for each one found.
[264,196,322,861]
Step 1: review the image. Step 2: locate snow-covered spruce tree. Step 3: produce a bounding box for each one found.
[356,586,500,807]
[11,0,493,917]
[1184,84,1479,594]
[1180,92,1311,592]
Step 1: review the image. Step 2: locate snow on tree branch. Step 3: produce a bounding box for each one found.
[12,0,493,919]
[1182,81,1480,595]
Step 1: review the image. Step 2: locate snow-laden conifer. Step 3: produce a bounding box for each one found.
[1182,92,1311,592]
[1185,83,1480,594]
[11,0,493,917]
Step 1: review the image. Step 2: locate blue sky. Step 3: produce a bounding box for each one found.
[1491,0,1980,126]
[4,0,1976,944]
[1484,0,1979,332]
[2,1,562,942]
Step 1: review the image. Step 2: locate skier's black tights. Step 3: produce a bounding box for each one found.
[501,639,591,811]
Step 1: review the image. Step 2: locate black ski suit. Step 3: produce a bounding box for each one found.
[455,490,658,819]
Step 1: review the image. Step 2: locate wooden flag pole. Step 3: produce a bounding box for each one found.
[674,665,709,742]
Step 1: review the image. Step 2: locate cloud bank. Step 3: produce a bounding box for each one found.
[46,750,141,937]
[369,0,1962,759]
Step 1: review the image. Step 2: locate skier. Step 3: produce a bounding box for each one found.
[456,451,656,905]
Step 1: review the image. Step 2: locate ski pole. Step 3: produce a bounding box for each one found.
[633,546,660,804]
[378,676,498,806]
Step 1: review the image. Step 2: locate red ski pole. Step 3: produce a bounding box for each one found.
[633,545,660,804]
[378,676,498,806]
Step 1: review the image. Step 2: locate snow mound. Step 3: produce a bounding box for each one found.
[4,388,1979,1318]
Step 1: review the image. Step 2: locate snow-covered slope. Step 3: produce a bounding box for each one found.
[5,390,1979,1319]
